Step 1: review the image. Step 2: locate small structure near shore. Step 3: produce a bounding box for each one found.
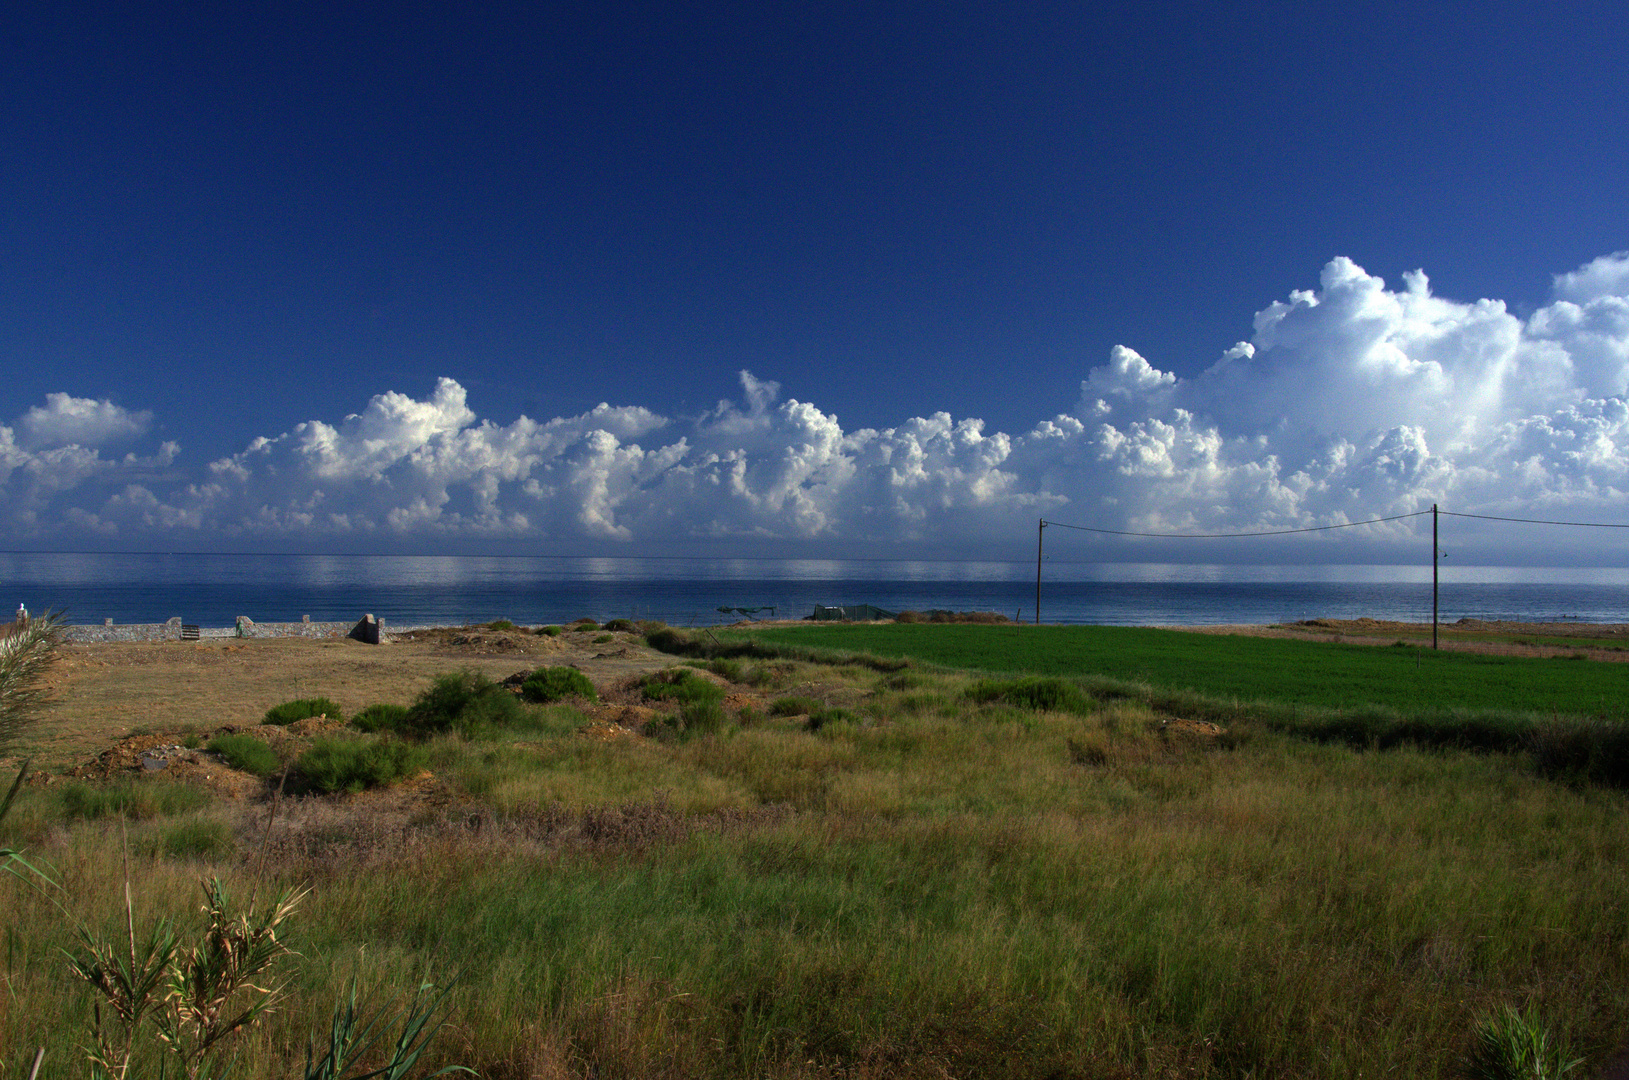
[810,603,896,621]
[348,613,382,644]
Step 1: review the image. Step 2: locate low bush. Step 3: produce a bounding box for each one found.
[706,658,745,683]
[206,733,281,777]
[570,619,600,631]
[641,668,725,707]
[521,666,598,703]
[292,737,428,794]
[403,670,528,738]
[536,625,561,637]
[769,696,822,717]
[263,697,345,726]
[351,702,411,733]
[593,634,613,643]
[486,619,517,631]
[965,677,1096,716]
[603,618,635,632]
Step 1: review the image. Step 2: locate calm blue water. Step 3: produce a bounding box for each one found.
[5,552,1629,628]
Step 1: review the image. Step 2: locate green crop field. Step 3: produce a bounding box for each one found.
[742,623,1629,717]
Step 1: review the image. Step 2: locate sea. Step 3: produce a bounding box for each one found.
[8,551,1629,629]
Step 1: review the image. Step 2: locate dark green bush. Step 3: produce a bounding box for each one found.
[486,619,517,631]
[403,671,528,739]
[593,634,613,644]
[603,618,635,633]
[206,734,281,777]
[351,702,411,733]
[965,678,1096,716]
[536,625,561,637]
[769,696,821,717]
[641,669,726,706]
[570,619,600,631]
[293,737,428,794]
[263,697,345,726]
[521,667,598,703]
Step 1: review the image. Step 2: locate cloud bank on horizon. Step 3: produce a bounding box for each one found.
[7,252,1629,561]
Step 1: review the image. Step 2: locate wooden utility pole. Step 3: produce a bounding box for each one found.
[1432,503,1439,650]
[1035,519,1045,625]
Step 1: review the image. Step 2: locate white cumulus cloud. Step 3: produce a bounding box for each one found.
[5,250,1629,560]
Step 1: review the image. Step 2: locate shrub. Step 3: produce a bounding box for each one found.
[293,737,428,794]
[641,669,725,706]
[263,697,345,726]
[965,677,1095,716]
[570,618,600,631]
[593,634,613,643]
[351,702,411,733]
[403,670,528,738]
[681,699,727,736]
[486,619,517,631]
[769,696,821,717]
[603,618,635,632]
[521,667,598,703]
[537,625,561,637]
[706,658,745,683]
[206,734,281,777]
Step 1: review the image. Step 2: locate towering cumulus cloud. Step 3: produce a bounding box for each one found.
[5,251,1629,558]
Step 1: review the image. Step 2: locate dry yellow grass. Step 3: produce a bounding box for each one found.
[14,628,681,771]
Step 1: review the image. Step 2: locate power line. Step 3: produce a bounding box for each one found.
[1039,510,1430,539]
[1440,510,1629,529]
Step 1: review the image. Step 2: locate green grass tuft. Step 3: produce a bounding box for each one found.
[52,780,211,821]
[351,702,411,733]
[292,736,428,794]
[206,733,281,777]
[965,676,1096,715]
[263,696,345,726]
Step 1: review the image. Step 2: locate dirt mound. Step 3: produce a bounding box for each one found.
[1161,718,1225,739]
[68,733,266,798]
[287,714,347,736]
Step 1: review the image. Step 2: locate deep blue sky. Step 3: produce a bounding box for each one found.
[3,2,1629,563]
[6,0,1624,456]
